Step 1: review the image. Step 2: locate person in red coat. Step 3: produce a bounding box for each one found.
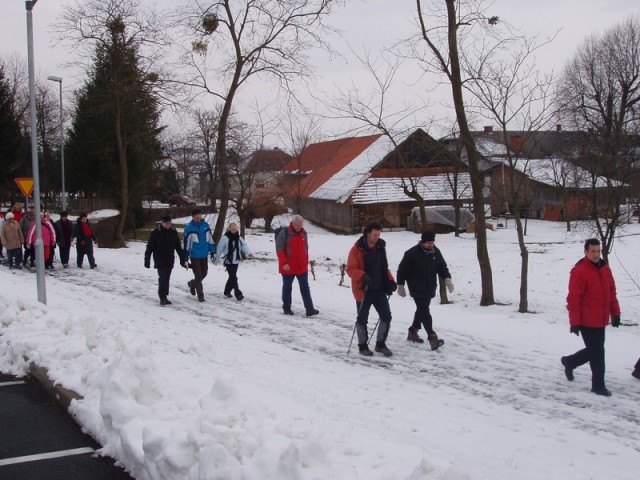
[276,215,318,317]
[562,238,621,396]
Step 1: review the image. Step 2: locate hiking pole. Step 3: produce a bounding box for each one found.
[347,285,368,357]
[367,294,390,345]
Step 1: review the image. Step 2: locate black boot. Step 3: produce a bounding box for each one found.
[358,344,373,356]
[561,356,574,381]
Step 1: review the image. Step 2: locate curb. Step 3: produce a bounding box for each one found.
[29,363,83,411]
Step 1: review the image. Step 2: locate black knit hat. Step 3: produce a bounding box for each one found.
[161,214,172,222]
[421,231,436,243]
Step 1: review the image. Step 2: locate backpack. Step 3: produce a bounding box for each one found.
[274,226,289,255]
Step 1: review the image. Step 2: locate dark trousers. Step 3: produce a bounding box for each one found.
[355,289,392,344]
[59,242,71,265]
[564,326,606,390]
[23,244,34,266]
[411,296,434,334]
[190,258,208,298]
[157,268,172,300]
[224,263,242,297]
[77,244,96,268]
[282,272,314,310]
[7,248,22,268]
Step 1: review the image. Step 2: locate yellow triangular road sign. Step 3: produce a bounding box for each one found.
[15,178,34,198]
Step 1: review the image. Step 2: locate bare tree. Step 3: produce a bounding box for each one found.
[174,0,336,243]
[464,33,558,312]
[558,16,640,261]
[411,0,497,305]
[190,107,220,211]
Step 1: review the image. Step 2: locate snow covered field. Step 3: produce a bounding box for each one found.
[1,214,639,480]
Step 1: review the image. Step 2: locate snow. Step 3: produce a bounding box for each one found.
[351,173,474,204]
[309,135,394,203]
[508,157,623,189]
[1,214,640,480]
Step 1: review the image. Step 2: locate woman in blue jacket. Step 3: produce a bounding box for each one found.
[215,222,253,300]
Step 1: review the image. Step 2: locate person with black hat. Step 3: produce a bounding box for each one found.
[183,209,216,302]
[145,215,186,305]
[54,211,74,268]
[396,231,454,350]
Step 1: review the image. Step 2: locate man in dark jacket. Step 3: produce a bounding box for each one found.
[396,231,453,350]
[145,215,186,306]
[54,211,74,268]
[562,238,621,396]
[346,222,397,357]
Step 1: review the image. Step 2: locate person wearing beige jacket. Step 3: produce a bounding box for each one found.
[0,212,24,269]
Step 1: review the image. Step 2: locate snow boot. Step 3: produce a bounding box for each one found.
[283,308,294,315]
[306,308,319,317]
[407,327,424,343]
[358,344,373,357]
[428,332,444,351]
[374,342,393,357]
[188,280,196,296]
[591,387,612,397]
[561,356,574,381]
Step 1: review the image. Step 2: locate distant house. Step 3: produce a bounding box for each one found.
[445,126,626,219]
[281,129,473,233]
[244,147,293,199]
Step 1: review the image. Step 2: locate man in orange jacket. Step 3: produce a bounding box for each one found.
[562,238,621,396]
[346,222,397,357]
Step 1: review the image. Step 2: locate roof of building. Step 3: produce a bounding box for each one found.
[245,148,293,172]
[508,157,623,189]
[282,134,385,201]
[351,173,474,205]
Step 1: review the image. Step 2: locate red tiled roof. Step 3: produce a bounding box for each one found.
[281,134,382,197]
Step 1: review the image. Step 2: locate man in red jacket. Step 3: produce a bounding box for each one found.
[276,215,319,317]
[562,238,621,396]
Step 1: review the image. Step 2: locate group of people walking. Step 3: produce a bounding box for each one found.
[0,203,98,270]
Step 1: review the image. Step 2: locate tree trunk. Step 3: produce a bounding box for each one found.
[114,108,127,247]
[445,0,494,305]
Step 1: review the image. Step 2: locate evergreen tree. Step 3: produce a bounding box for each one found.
[0,64,28,199]
[66,14,162,245]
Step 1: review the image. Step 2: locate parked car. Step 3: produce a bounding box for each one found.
[167,194,196,206]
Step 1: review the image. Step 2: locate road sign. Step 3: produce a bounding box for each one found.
[15,178,34,198]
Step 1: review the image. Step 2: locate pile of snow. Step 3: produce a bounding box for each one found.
[1,215,639,479]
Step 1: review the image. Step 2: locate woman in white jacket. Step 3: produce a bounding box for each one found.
[215,223,253,300]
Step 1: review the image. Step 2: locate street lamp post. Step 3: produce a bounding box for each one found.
[26,0,46,304]
[47,75,65,211]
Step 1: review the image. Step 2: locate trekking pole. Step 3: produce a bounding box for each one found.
[347,285,367,357]
[367,293,390,345]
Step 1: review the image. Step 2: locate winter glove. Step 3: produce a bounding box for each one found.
[210,254,217,264]
[570,325,581,336]
[183,261,189,269]
[397,284,407,297]
[247,254,255,260]
[361,274,371,288]
[386,280,398,295]
[445,278,454,293]
[611,315,621,328]
[144,261,150,269]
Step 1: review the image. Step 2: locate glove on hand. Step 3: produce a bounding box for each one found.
[397,284,407,297]
[183,261,189,269]
[144,262,150,269]
[445,278,454,293]
[210,254,217,264]
[386,280,398,295]
[611,315,621,328]
[570,325,580,336]
[361,274,371,288]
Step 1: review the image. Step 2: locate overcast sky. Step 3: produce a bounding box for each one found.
[1,0,639,146]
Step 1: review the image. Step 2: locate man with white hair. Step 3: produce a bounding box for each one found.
[276,215,319,316]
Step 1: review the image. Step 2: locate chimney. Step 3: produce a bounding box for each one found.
[510,134,523,152]
[556,124,562,132]
[483,126,493,134]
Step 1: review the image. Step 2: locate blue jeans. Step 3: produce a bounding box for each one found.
[282,272,314,310]
[355,289,392,344]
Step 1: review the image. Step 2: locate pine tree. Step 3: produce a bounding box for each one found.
[0,65,28,198]
[66,15,162,245]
